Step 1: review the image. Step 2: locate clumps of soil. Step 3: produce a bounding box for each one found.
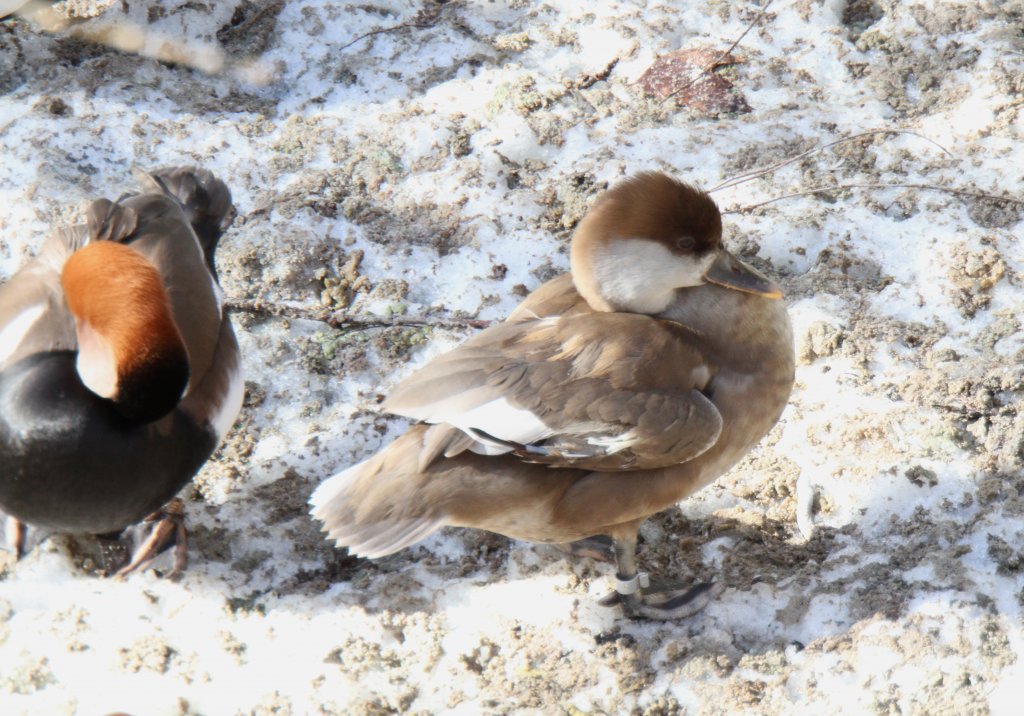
[841,0,884,40]
[847,9,981,117]
[904,465,938,487]
[300,329,369,375]
[944,244,1006,318]
[118,636,176,674]
[798,321,845,364]
[194,382,263,495]
[538,171,603,235]
[373,326,431,364]
[216,1,286,56]
[0,654,54,695]
[968,197,1022,229]
[455,624,628,709]
[784,244,892,301]
[0,26,26,94]
[987,535,1024,577]
[488,75,555,116]
[317,250,371,310]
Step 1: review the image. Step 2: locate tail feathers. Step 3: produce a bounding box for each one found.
[417,423,475,471]
[135,166,236,261]
[309,448,447,558]
[323,515,446,559]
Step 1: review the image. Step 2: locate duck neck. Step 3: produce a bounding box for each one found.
[660,284,794,374]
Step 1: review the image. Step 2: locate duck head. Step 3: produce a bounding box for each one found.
[61,240,189,423]
[570,171,782,314]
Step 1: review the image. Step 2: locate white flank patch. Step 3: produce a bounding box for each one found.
[209,354,245,443]
[449,397,552,449]
[0,302,45,365]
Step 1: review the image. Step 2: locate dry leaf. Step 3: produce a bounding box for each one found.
[636,47,751,115]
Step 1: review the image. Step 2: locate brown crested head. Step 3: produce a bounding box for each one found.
[61,241,189,423]
[570,172,726,313]
[581,172,722,257]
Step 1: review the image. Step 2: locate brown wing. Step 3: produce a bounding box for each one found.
[384,312,722,472]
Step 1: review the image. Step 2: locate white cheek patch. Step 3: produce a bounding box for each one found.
[0,303,47,365]
[589,237,712,314]
[691,252,717,283]
[75,320,118,399]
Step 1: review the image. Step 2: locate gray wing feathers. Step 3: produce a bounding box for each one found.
[87,199,139,243]
[135,166,235,262]
[380,314,723,471]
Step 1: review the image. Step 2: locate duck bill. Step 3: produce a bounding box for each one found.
[703,251,783,299]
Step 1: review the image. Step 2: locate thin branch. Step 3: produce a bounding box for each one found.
[663,0,775,104]
[574,57,620,90]
[224,298,492,332]
[723,182,1024,214]
[338,5,447,53]
[708,129,953,193]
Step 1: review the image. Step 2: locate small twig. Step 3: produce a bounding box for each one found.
[708,129,953,194]
[663,0,775,104]
[338,4,447,53]
[723,182,1024,214]
[224,298,492,332]
[573,57,620,90]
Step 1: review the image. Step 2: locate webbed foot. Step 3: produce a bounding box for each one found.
[598,573,719,619]
[598,532,719,620]
[116,498,188,577]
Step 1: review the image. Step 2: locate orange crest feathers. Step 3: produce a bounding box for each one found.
[61,241,189,421]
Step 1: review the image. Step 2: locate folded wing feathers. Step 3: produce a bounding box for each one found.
[310,313,722,556]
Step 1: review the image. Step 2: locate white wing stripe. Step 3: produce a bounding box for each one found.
[447,397,552,448]
[0,303,46,366]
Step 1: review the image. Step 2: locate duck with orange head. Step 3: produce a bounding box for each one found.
[0,167,243,575]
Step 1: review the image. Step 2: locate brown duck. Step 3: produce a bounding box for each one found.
[311,171,795,618]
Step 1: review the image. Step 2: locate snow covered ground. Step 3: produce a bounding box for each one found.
[1,1,1022,713]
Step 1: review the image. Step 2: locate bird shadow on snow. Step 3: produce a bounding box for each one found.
[160,455,1008,668]
[0,457,1009,684]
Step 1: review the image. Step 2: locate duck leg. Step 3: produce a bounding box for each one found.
[3,515,28,558]
[116,498,188,577]
[1,513,54,561]
[555,534,616,562]
[598,532,718,620]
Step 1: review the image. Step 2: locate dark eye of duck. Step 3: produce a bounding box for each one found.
[676,236,696,251]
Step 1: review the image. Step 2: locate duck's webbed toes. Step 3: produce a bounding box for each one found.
[600,573,720,620]
[114,498,189,578]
